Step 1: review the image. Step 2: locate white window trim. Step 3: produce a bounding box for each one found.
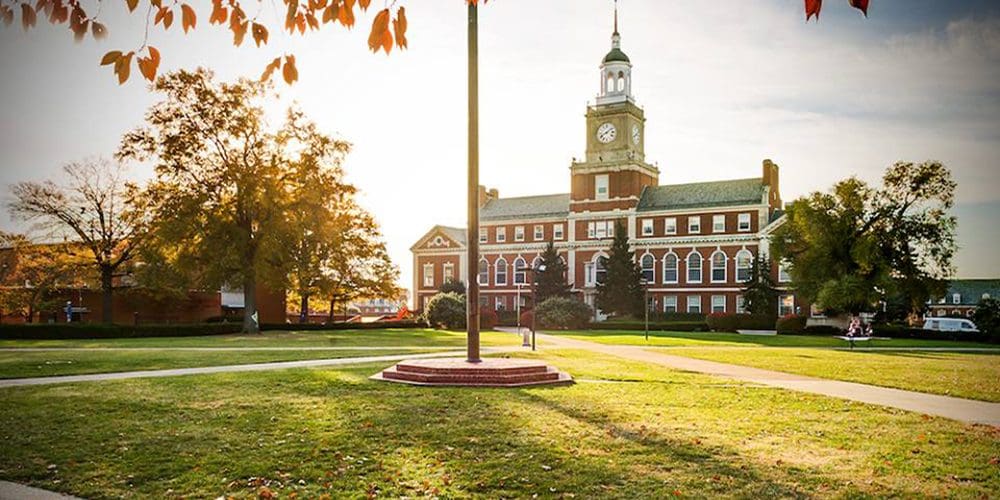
[641,219,654,236]
[663,295,677,313]
[553,224,565,240]
[495,296,505,311]
[423,263,434,288]
[514,226,525,242]
[711,295,726,313]
[710,250,727,283]
[735,249,753,282]
[495,257,508,285]
[513,257,527,285]
[687,295,702,313]
[640,253,655,283]
[479,228,488,243]
[688,216,701,234]
[713,215,726,233]
[665,217,677,235]
[595,174,610,201]
[533,225,544,241]
[496,227,506,242]
[738,213,751,232]
[662,252,679,284]
[778,262,791,283]
[478,259,489,286]
[443,263,454,282]
[686,251,703,284]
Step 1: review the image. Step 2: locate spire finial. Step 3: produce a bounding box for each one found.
[613,0,619,34]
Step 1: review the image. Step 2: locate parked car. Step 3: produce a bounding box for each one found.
[922,317,979,333]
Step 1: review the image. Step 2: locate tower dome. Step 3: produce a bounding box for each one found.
[596,1,633,105]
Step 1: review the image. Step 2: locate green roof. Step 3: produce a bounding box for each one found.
[480,193,570,221]
[637,178,765,212]
[603,48,630,63]
[941,279,1000,306]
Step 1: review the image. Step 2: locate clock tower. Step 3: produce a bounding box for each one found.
[570,2,658,213]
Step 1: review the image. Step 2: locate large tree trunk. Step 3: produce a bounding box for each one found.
[100,265,114,324]
[243,274,259,334]
[299,293,309,324]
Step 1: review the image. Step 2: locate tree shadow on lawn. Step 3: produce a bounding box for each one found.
[847,350,998,361]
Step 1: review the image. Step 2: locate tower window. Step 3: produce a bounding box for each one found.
[595,174,609,200]
[606,74,614,94]
[617,71,625,92]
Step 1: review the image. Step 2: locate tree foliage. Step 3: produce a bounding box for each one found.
[534,241,570,304]
[8,158,149,323]
[740,256,777,318]
[0,232,86,322]
[439,279,466,295]
[0,0,863,86]
[595,222,644,318]
[423,292,465,330]
[972,298,1000,343]
[770,161,956,317]
[535,296,592,330]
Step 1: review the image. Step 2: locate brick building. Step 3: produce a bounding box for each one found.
[412,20,803,320]
[927,279,999,319]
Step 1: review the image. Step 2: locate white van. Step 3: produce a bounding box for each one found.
[922,317,979,333]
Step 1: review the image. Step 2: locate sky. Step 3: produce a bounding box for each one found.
[1,0,998,293]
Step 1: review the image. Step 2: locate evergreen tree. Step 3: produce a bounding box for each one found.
[595,222,644,317]
[741,256,778,318]
[534,241,570,303]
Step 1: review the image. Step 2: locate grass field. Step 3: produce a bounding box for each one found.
[651,347,1000,403]
[0,349,997,498]
[555,329,997,348]
[0,349,446,379]
[0,328,517,349]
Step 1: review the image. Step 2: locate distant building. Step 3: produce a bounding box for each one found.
[411,15,803,319]
[927,279,999,318]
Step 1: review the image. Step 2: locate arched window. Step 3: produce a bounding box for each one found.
[478,259,489,286]
[711,251,727,283]
[663,252,678,283]
[513,257,527,285]
[532,256,543,270]
[606,73,615,93]
[495,258,508,286]
[641,254,655,283]
[687,251,702,283]
[617,71,625,92]
[596,255,607,284]
[736,250,753,282]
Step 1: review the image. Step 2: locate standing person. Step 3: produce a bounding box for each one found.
[64,301,73,323]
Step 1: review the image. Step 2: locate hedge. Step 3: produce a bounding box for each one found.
[262,320,425,331]
[776,315,808,334]
[873,324,994,343]
[586,321,708,332]
[706,313,776,332]
[0,323,243,340]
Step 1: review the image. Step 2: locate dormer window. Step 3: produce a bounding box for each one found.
[953,293,961,304]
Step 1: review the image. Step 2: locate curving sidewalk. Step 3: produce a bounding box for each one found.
[535,332,1000,427]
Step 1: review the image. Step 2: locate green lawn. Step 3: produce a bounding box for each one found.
[0,349,996,498]
[652,347,1000,403]
[555,329,998,348]
[0,328,518,349]
[0,349,443,379]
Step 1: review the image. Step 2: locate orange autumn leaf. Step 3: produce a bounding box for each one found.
[91,21,107,40]
[181,4,196,33]
[125,0,139,12]
[282,55,299,84]
[392,6,407,50]
[252,22,268,47]
[20,3,36,30]
[367,8,389,53]
[260,57,282,82]
[100,50,122,66]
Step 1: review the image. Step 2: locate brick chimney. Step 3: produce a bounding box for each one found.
[761,159,781,211]
[478,185,498,208]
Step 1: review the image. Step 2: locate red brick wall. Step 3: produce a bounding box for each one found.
[636,211,759,239]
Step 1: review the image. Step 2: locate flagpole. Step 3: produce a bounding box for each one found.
[466,1,481,363]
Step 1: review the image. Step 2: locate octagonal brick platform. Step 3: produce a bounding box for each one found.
[371,357,573,387]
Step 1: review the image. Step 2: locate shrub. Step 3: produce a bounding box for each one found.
[496,310,520,326]
[972,298,1000,343]
[775,314,807,334]
[260,320,425,331]
[479,307,498,330]
[802,325,843,336]
[520,310,534,329]
[586,321,708,332]
[535,297,593,330]
[706,313,739,332]
[423,292,466,330]
[0,323,243,340]
[874,324,990,343]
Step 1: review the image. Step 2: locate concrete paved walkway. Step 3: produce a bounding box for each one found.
[0,348,517,388]
[537,332,1000,426]
[0,346,455,352]
[0,481,79,500]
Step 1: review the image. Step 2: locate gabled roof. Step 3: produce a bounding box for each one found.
[480,193,570,221]
[637,178,765,212]
[940,279,1000,306]
[410,225,466,251]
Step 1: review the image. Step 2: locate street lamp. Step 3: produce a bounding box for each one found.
[641,278,650,341]
[516,263,545,351]
[515,283,529,347]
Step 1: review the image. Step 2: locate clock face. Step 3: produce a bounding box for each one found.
[597,122,617,143]
[632,124,641,145]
